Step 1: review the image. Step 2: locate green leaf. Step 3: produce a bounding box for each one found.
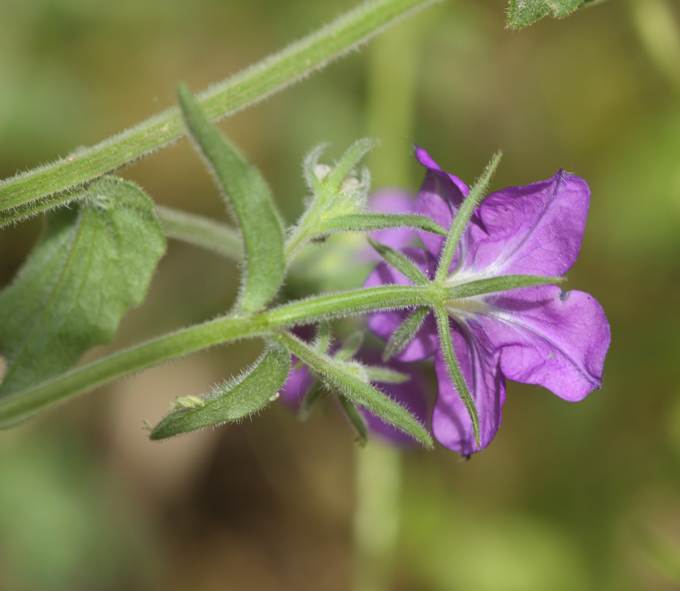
[313,322,333,354]
[279,331,432,447]
[365,365,410,384]
[337,395,368,446]
[334,331,365,361]
[368,238,429,284]
[506,0,586,29]
[177,84,285,313]
[433,305,480,446]
[383,307,429,361]
[150,343,290,440]
[0,177,166,396]
[299,382,324,420]
[318,212,446,237]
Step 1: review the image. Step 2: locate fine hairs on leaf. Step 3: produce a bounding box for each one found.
[279,331,433,447]
[506,0,587,29]
[368,238,429,284]
[177,84,286,313]
[0,177,166,397]
[313,322,333,354]
[151,343,291,439]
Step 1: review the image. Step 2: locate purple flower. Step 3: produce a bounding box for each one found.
[365,188,418,259]
[365,147,611,456]
[280,337,429,446]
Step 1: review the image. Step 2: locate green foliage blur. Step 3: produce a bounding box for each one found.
[1,0,680,589]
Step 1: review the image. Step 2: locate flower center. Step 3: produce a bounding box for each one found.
[445,297,490,318]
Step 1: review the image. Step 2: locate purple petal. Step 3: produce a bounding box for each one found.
[357,354,430,446]
[279,362,314,409]
[465,171,590,276]
[474,285,610,401]
[414,146,469,196]
[413,148,469,256]
[366,189,417,258]
[433,320,506,456]
[413,148,485,269]
[279,326,316,409]
[365,248,438,361]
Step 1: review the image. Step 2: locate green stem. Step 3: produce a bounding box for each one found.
[0,0,441,217]
[156,206,242,260]
[0,284,434,425]
[367,11,430,187]
[629,0,680,90]
[353,442,402,591]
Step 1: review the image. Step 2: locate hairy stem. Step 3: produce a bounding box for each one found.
[0,284,434,425]
[0,0,441,218]
[156,206,242,260]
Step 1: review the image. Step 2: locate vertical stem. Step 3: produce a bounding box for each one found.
[353,442,402,591]
[629,0,680,91]
[352,12,430,591]
[366,13,430,187]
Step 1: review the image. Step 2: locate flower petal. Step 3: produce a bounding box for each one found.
[358,356,430,445]
[476,285,610,401]
[433,320,506,456]
[465,171,590,276]
[413,147,469,256]
[366,189,417,258]
[365,247,438,361]
[279,362,314,409]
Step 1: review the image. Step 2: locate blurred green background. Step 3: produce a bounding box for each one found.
[1,0,680,589]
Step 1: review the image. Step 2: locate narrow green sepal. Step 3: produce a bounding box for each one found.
[368,238,428,285]
[177,84,285,313]
[433,305,480,447]
[313,322,333,354]
[299,382,324,421]
[337,395,368,446]
[447,274,565,299]
[382,307,429,361]
[435,152,502,283]
[365,366,409,384]
[318,213,446,237]
[335,331,365,362]
[150,343,290,440]
[326,138,377,195]
[279,331,432,447]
